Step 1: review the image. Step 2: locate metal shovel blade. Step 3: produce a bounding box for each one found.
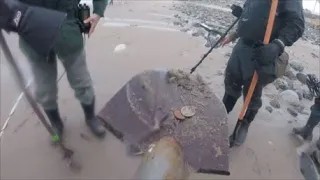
[97,69,230,175]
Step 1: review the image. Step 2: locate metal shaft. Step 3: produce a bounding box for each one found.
[190,18,240,74]
[133,137,189,180]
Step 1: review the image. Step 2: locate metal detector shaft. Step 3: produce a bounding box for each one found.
[0,31,66,149]
[190,18,240,74]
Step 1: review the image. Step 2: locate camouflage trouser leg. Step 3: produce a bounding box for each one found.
[57,50,95,106]
[20,39,94,110]
[20,39,59,110]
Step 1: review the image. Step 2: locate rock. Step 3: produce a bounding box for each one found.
[286,79,294,90]
[265,106,273,113]
[180,28,190,32]
[191,22,201,28]
[269,99,281,109]
[284,68,296,80]
[303,89,314,100]
[287,107,298,117]
[216,70,223,76]
[296,72,308,84]
[295,89,303,100]
[273,79,289,90]
[291,81,303,91]
[191,31,201,37]
[311,52,319,59]
[173,21,183,26]
[290,102,305,113]
[280,90,300,105]
[289,61,304,72]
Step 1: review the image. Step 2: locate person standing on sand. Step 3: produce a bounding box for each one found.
[293,74,320,180]
[220,0,305,146]
[18,0,108,139]
[293,74,320,144]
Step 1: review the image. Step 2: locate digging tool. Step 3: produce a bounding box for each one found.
[0,32,80,171]
[133,137,189,179]
[97,69,230,175]
[190,4,243,74]
[229,0,279,148]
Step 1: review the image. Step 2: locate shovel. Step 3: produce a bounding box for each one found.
[229,0,279,148]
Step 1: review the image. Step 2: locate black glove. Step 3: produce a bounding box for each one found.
[0,0,28,32]
[231,4,243,18]
[254,40,284,66]
[253,60,277,85]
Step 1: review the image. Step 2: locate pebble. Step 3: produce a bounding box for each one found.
[216,70,224,76]
[273,79,289,91]
[289,61,304,72]
[269,99,281,109]
[284,69,296,80]
[191,31,201,37]
[303,89,314,101]
[296,72,308,84]
[180,28,190,32]
[265,106,273,113]
[173,21,183,26]
[191,22,201,28]
[311,52,319,59]
[287,107,298,117]
[295,89,303,100]
[192,28,206,37]
[114,44,127,53]
[280,90,300,105]
[300,111,310,115]
[290,102,305,113]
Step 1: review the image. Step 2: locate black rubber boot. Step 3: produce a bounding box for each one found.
[292,112,320,141]
[223,94,238,114]
[234,110,258,146]
[81,98,106,139]
[44,109,64,138]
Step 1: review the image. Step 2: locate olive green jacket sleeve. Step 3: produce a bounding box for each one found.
[93,0,108,17]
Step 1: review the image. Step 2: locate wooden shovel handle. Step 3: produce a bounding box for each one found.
[238,0,279,120]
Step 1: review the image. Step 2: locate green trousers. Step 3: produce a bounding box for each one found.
[19,20,94,110]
